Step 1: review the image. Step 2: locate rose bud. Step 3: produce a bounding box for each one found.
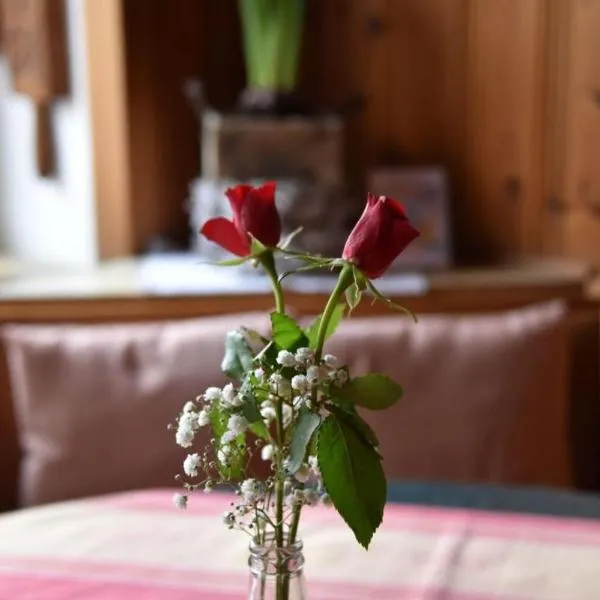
[200,182,281,256]
[342,193,420,279]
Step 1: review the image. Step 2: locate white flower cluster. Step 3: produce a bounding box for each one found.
[172,347,347,528]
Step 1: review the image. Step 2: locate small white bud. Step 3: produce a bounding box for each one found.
[183,401,196,413]
[291,374,309,394]
[227,414,248,435]
[197,409,211,427]
[276,350,296,368]
[295,347,314,365]
[204,387,222,403]
[221,383,237,406]
[323,354,339,369]
[306,365,322,385]
[254,368,265,380]
[183,453,201,477]
[173,493,188,510]
[222,511,235,527]
[261,444,274,461]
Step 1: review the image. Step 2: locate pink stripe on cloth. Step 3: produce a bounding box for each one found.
[0,569,527,600]
[92,488,600,546]
[0,572,240,600]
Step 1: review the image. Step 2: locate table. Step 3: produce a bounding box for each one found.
[2,488,600,599]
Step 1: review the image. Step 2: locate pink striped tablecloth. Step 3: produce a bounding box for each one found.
[1,489,600,599]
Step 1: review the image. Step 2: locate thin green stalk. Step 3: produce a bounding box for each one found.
[315,264,354,361]
[288,264,354,548]
[259,249,287,600]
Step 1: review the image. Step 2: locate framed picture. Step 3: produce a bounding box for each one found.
[368,166,453,271]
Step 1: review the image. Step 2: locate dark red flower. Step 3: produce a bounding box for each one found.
[200,182,281,256]
[342,194,420,278]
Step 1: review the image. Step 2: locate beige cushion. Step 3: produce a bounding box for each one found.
[325,300,571,487]
[2,314,269,507]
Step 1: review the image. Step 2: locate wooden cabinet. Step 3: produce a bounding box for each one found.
[83,0,600,267]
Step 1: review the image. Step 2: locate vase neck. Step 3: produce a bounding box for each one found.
[248,537,307,600]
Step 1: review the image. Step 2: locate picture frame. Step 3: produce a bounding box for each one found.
[367,166,453,271]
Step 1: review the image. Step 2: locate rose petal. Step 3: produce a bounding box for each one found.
[200,217,250,257]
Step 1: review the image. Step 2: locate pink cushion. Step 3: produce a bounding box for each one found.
[2,314,269,507]
[324,300,571,487]
[2,302,571,507]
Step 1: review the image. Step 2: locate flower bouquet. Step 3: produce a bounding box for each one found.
[173,182,419,599]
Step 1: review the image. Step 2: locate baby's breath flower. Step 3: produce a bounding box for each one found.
[221,431,236,444]
[295,347,314,365]
[223,511,235,528]
[204,387,222,403]
[254,368,265,380]
[173,493,188,510]
[197,408,211,427]
[183,453,201,477]
[323,354,339,369]
[217,444,231,464]
[183,401,196,413]
[221,383,239,407]
[240,478,262,503]
[306,365,325,385]
[276,350,296,368]
[291,374,308,394]
[175,412,198,448]
[260,401,277,422]
[308,455,319,474]
[261,444,274,461]
[227,414,249,435]
[294,465,311,483]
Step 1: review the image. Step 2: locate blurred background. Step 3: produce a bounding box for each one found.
[0,0,598,274]
[1,0,600,513]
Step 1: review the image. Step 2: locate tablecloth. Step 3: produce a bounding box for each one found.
[1,488,600,599]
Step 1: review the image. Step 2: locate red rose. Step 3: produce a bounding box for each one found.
[342,194,420,279]
[200,182,281,256]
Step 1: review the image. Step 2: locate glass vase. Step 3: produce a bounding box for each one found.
[248,536,308,600]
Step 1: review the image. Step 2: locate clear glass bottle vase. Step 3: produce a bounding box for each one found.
[248,536,308,600]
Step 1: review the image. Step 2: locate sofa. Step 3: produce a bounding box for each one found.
[2,297,597,514]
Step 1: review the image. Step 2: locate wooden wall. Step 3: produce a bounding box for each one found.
[89,0,600,267]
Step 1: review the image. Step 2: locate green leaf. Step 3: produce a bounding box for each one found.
[249,421,270,440]
[331,405,379,448]
[305,304,345,348]
[214,256,252,267]
[270,312,308,350]
[287,411,321,474]
[317,415,386,549]
[345,283,362,312]
[221,330,255,379]
[334,374,403,410]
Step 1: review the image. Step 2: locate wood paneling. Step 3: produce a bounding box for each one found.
[553,0,600,265]
[85,0,600,266]
[464,0,547,263]
[85,0,135,258]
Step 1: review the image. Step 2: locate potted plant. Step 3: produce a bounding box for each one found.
[237,0,307,115]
